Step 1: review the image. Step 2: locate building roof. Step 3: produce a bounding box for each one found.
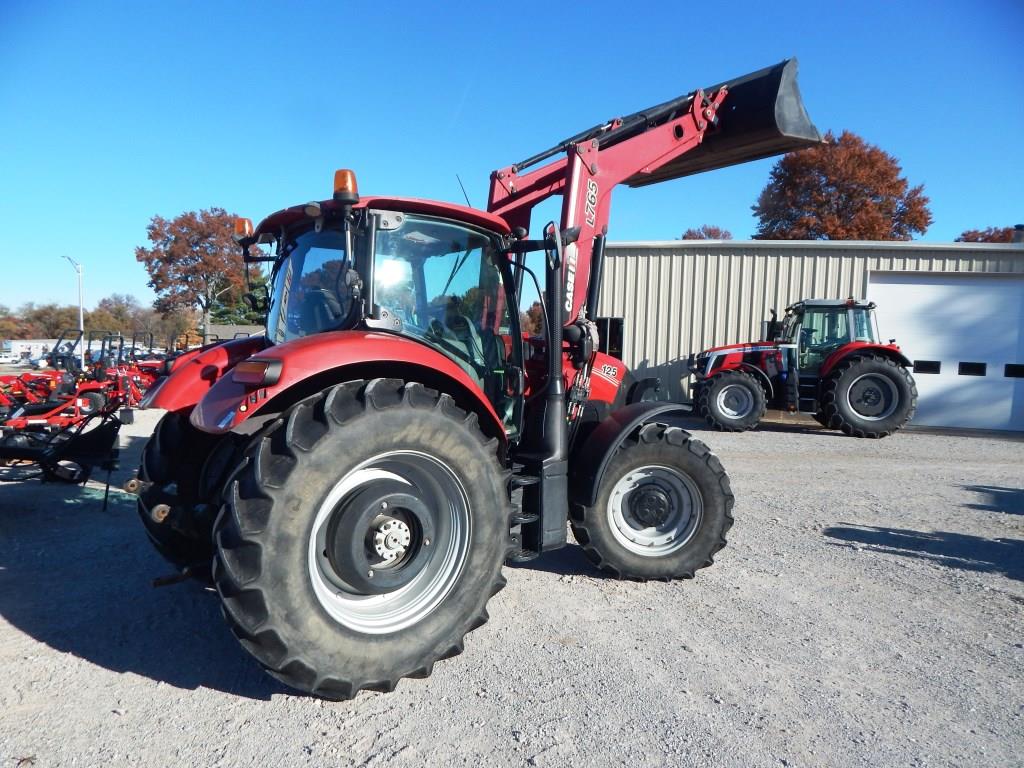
[611,239,1024,253]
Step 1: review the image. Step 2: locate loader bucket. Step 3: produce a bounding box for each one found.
[623,58,822,187]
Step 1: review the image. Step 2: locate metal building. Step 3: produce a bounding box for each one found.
[596,240,1024,431]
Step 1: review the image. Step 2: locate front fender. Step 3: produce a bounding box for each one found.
[189,330,505,441]
[143,336,269,413]
[569,401,692,507]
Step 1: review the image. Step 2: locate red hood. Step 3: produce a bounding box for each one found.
[699,340,777,355]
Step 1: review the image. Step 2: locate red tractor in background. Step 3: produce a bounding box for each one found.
[689,298,918,438]
[129,59,822,698]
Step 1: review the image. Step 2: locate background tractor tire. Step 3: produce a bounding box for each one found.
[136,411,225,573]
[79,391,106,414]
[820,354,917,438]
[212,378,511,699]
[697,370,767,431]
[570,424,734,580]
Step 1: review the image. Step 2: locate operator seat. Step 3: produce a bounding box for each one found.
[300,289,345,334]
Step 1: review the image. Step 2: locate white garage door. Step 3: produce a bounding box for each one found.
[867,271,1024,431]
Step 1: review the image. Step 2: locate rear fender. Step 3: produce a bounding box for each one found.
[569,401,691,507]
[189,330,506,444]
[143,336,269,414]
[820,343,911,377]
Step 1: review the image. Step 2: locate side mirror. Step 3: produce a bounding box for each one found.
[765,308,780,341]
[543,221,563,270]
[244,284,271,313]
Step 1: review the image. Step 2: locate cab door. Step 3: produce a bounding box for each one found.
[797,308,850,375]
[370,212,524,436]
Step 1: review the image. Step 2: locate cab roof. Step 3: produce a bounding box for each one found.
[787,298,876,312]
[252,196,512,241]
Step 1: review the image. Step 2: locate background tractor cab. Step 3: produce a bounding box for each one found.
[779,299,884,376]
[690,297,918,438]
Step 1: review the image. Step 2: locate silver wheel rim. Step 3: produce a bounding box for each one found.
[606,464,703,557]
[715,383,753,419]
[846,373,898,421]
[307,450,470,635]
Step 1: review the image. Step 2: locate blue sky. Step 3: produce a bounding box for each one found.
[1,0,1022,310]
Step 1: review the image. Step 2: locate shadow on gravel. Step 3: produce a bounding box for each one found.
[824,524,1024,581]
[0,447,287,700]
[961,485,1024,516]
[676,414,845,438]
[509,543,607,577]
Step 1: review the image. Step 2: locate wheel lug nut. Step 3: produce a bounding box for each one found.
[424,538,431,547]
[367,569,374,578]
[381,501,388,510]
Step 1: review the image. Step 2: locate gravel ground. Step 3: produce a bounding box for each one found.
[1,407,1021,768]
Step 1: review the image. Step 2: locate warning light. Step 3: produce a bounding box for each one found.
[233,217,254,242]
[333,169,359,204]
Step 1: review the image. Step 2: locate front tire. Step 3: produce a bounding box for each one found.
[821,355,917,438]
[697,370,767,432]
[136,411,223,572]
[79,391,106,414]
[570,424,734,580]
[212,378,511,699]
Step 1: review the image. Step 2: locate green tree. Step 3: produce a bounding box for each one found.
[210,271,268,327]
[753,130,932,240]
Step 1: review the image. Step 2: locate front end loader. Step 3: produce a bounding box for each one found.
[129,59,821,698]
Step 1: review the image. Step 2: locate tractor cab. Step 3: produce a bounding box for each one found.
[242,188,525,435]
[780,299,880,375]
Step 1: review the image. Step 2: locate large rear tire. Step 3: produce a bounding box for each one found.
[212,378,511,699]
[570,424,734,580]
[696,370,766,432]
[820,355,917,438]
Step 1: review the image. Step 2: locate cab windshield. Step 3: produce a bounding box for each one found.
[266,229,357,344]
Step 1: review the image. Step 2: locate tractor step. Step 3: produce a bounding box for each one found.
[507,548,540,563]
[511,511,539,525]
[510,473,540,488]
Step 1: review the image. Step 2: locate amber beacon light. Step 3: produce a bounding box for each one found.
[333,169,359,204]
[233,217,253,242]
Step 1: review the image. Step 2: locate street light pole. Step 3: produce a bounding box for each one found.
[61,255,85,370]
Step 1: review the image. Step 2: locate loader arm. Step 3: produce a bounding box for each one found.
[488,58,821,324]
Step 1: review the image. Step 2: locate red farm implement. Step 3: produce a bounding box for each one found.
[0,332,159,483]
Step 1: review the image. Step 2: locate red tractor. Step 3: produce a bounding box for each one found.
[689,298,918,437]
[130,60,821,698]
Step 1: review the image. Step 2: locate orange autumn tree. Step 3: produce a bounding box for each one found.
[752,130,932,240]
[955,227,1014,243]
[135,208,252,340]
[682,225,733,240]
